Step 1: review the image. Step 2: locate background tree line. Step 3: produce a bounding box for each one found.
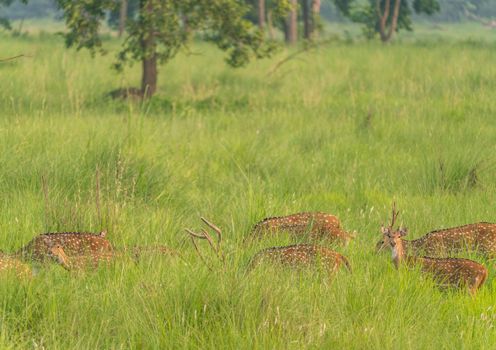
[2,0,495,22]
[1,0,495,98]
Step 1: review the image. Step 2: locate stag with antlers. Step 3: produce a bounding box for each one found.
[380,203,488,295]
[376,218,496,258]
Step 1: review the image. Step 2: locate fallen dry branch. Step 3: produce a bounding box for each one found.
[0,54,32,63]
[267,38,335,77]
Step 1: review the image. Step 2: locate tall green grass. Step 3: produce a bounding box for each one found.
[1,29,496,348]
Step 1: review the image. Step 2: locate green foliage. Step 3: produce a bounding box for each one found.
[108,0,139,29]
[56,0,277,76]
[0,17,12,30]
[243,0,292,24]
[56,0,116,53]
[413,0,440,15]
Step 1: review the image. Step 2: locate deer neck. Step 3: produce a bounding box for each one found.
[392,239,406,269]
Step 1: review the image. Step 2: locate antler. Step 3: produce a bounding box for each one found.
[390,202,400,228]
[201,217,222,253]
[184,217,225,270]
[185,228,214,271]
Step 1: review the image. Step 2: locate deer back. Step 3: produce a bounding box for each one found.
[411,222,496,256]
[248,244,351,274]
[409,255,488,293]
[250,212,351,243]
[17,231,113,263]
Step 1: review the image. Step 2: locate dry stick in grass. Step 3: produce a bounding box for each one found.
[0,54,32,63]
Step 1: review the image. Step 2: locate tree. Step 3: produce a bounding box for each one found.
[287,0,298,44]
[56,0,280,98]
[118,0,128,37]
[334,0,440,42]
[311,0,321,38]
[258,0,266,29]
[0,0,27,31]
[429,0,493,21]
[302,0,321,40]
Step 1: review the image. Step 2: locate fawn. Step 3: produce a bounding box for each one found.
[381,204,488,295]
[377,222,496,257]
[16,231,113,263]
[247,244,352,274]
[249,212,355,244]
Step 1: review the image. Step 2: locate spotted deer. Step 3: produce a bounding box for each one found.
[47,243,115,271]
[377,222,496,258]
[247,244,352,274]
[0,255,32,278]
[381,204,488,295]
[17,230,112,263]
[248,212,355,244]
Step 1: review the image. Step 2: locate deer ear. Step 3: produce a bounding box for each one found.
[381,225,387,234]
[399,227,408,236]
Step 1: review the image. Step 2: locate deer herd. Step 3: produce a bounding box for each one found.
[0,203,494,295]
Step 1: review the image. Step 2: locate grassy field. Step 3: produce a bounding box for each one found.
[1,27,496,349]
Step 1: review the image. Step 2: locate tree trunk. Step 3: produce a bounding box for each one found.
[387,0,401,41]
[302,0,310,39]
[288,0,298,45]
[182,13,191,36]
[118,0,128,37]
[258,0,265,30]
[376,0,400,43]
[140,0,157,97]
[141,54,157,97]
[283,19,290,43]
[267,9,275,40]
[311,0,320,39]
[376,0,391,42]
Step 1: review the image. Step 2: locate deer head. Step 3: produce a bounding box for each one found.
[381,226,408,249]
[376,202,404,251]
[47,243,70,270]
